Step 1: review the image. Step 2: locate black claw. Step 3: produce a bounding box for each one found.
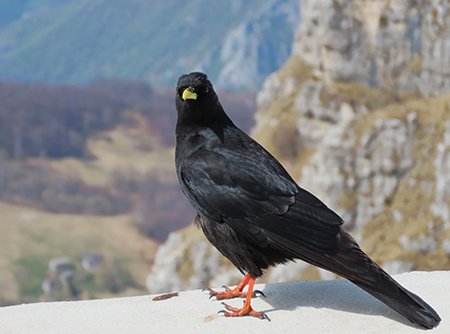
[202,288,212,292]
[222,285,229,290]
[218,310,227,315]
[261,312,271,321]
[207,288,218,298]
[253,290,265,298]
[221,302,234,311]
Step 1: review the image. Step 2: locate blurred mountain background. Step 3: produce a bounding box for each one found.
[0,0,299,89]
[0,0,298,305]
[1,0,450,307]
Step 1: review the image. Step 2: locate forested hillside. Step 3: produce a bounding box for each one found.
[0,79,256,230]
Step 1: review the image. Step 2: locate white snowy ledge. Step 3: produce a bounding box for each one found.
[1,271,448,333]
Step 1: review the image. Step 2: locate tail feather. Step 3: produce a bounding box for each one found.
[349,277,441,329]
[267,229,441,329]
[330,231,441,329]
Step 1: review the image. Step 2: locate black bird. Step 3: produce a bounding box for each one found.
[174,72,441,329]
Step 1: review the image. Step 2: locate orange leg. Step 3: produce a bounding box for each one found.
[219,276,270,320]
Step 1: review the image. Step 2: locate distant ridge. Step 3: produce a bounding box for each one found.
[0,0,299,90]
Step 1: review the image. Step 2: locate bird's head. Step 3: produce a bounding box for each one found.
[175,72,230,128]
[176,72,214,104]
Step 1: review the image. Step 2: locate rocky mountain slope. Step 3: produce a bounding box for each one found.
[0,0,299,90]
[146,0,450,294]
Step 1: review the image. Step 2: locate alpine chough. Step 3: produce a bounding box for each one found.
[174,72,440,329]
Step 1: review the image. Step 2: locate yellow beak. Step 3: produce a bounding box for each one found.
[182,87,197,100]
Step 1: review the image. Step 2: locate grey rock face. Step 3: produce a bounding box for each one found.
[216,0,300,90]
[146,229,242,293]
[294,0,450,96]
[430,120,450,229]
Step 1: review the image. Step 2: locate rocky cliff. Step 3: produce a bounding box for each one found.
[146,0,450,294]
[216,0,300,90]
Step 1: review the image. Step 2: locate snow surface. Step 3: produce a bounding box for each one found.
[0,271,448,334]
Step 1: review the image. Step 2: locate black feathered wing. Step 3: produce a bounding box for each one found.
[177,141,343,253]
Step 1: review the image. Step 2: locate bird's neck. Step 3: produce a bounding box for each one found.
[176,105,234,139]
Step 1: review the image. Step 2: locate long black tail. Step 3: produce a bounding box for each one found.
[324,230,441,329]
[351,276,440,329]
[269,228,441,329]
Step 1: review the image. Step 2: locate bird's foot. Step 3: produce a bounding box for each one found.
[207,286,246,299]
[207,286,265,300]
[219,302,270,321]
